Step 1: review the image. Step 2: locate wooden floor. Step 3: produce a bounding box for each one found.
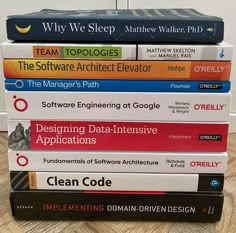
[0,132,236,233]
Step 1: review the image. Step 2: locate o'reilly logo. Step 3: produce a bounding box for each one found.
[199,134,222,141]
[194,104,226,110]
[198,83,222,89]
[190,161,221,167]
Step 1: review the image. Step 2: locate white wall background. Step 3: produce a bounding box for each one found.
[0,0,235,131]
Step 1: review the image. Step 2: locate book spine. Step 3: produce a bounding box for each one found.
[7,19,224,43]
[138,44,233,61]
[10,191,224,221]
[1,43,137,60]
[8,150,228,174]
[7,120,229,152]
[3,60,232,80]
[10,171,224,192]
[5,91,231,121]
[5,79,231,93]
[2,42,233,61]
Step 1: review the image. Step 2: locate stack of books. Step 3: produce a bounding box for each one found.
[1,8,233,222]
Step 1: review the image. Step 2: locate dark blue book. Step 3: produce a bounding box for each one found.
[7,9,224,43]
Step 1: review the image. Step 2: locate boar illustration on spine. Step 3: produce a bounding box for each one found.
[8,123,31,149]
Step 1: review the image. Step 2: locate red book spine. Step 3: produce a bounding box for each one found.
[18,121,229,152]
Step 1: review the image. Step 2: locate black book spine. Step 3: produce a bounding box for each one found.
[10,191,223,222]
[7,18,224,43]
[198,174,224,192]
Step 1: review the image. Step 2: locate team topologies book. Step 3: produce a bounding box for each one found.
[7,9,224,43]
[1,41,233,61]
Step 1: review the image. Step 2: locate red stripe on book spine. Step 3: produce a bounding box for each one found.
[30,121,228,152]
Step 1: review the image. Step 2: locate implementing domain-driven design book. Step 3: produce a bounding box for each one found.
[7,9,224,43]
[10,191,224,222]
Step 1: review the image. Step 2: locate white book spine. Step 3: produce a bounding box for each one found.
[138,43,234,61]
[17,172,201,192]
[5,91,231,121]
[8,150,228,174]
[1,42,137,60]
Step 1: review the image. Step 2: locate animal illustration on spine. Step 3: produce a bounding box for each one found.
[8,123,31,149]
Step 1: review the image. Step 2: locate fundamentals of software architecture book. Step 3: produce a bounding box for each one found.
[7,8,224,43]
[8,150,228,174]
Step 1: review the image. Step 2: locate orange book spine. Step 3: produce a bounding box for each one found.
[3,59,231,80]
